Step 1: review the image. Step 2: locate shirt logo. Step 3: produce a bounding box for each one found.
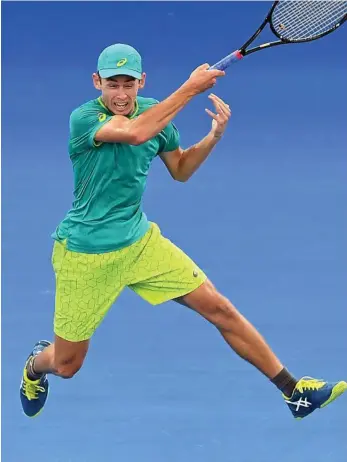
[117,58,127,67]
[98,113,107,122]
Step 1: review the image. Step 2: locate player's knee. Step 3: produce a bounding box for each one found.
[204,291,240,330]
[185,280,240,329]
[54,356,84,379]
[211,298,238,326]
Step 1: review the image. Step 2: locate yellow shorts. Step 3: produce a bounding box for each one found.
[52,222,206,341]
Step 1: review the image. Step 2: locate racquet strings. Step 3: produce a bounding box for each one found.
[272,1,347,41]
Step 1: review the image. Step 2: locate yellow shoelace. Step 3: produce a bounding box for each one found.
[22,378,45,400]
[296,377,325,393]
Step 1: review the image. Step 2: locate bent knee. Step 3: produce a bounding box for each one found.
[54,357,84,379]
[53,336,89,379]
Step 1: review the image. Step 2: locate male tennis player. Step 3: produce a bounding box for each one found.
[20,44,346,420]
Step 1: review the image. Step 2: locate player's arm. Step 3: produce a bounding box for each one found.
[160,94,231,182]
[94,65,225,146]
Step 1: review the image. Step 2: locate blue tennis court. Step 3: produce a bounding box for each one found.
[2,1,347,461]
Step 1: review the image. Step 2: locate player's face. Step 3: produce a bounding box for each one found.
[94,74,146,116]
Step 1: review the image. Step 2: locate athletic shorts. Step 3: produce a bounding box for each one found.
[52,222,206,342]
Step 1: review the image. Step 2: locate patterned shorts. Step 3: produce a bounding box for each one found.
[52,222,206,341]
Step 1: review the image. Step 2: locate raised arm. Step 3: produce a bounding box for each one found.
[95,65,225,145]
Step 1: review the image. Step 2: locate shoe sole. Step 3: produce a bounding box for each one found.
[320,381,347,409]
[23,407,44,418]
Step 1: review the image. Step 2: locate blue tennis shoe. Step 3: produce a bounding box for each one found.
[284,376,347,419]
[20,340,51,417]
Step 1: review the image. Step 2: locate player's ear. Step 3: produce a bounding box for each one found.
[93,72,102,90]
[138,72,146,89]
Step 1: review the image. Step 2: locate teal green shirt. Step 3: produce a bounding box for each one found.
[52,96,180,253]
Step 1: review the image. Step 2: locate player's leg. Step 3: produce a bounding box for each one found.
[128,223,347,419]
[176,279,283,380]
[20,336,90,418]
[20,240,126,417]
[29,335,90,378]
[177,280,347,419]
[128,223,276,376]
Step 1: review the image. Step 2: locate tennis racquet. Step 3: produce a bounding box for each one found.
[210,1,347,70]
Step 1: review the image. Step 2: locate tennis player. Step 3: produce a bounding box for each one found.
[20,44,346,420]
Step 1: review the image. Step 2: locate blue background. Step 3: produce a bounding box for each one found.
[2,1,347,461]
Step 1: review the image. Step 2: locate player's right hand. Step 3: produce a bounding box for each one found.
[187,64,225,94]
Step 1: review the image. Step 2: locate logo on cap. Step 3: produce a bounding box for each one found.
[117,58,128,67]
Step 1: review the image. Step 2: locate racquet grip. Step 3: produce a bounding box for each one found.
[210,50,243,70]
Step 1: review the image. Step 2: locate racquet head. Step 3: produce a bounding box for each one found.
[270,1,347,43]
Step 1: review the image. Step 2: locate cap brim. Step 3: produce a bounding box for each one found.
[98,68,142,79]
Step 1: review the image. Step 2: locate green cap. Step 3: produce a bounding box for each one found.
[97,44,142,79]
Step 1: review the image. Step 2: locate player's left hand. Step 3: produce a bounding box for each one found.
[205,93,231,139]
